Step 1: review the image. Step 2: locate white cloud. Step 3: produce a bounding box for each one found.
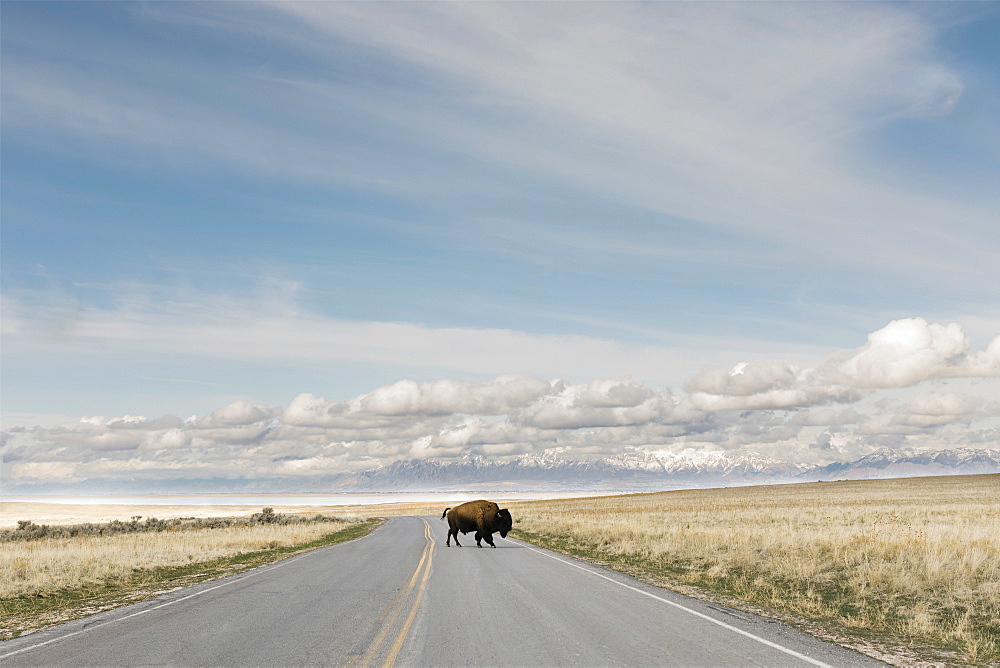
[2,285,755,388]
[684,319,999,414]
[516,389,666,431]
[6,2,995,291]
[825,318,1000,388]
[275,455,349,476]
[908,391,983,417]
[687,360,798,397]
[685,361,860,412]
[685,359,858,411]
[893,392,984,429]
[283,393,346,429]
[252,2,995,283]
[9,461,79,481]
[2,318,997,486]
[351,375,553,417]
[201,400,278,427]
[688,388,849,413]
[787,408,865,428]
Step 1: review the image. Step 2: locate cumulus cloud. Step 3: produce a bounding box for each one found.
[1,288,724,389]
[893,392,984,429]
[854,391,987,436]
[685,319,998,414]
[825,318,1000,388]
[282,393,345,428]
[9,461,79,481]
[351,375,553,417]
[201,400,279,427]
[2,318,997,487]
[515,379,670,430]
[687,360,798,397]
[787,408,865,428]
[685,360,859,411]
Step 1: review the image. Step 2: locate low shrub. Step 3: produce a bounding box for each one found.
[1,509,341,542]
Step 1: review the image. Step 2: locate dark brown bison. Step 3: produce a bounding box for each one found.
[441,500,513,548]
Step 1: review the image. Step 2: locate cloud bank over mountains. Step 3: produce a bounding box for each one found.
[3,2,998,494]
[4,318,997,489]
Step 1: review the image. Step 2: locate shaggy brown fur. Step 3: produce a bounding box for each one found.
[442,500,513,548]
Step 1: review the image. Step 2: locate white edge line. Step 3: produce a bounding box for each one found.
[513,539,832,668]
[0,549,314,660]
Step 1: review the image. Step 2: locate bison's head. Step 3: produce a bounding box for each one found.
[495,508,513,538]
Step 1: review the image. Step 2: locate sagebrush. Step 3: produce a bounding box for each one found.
[1,509,356,599]
[1,507,337,543]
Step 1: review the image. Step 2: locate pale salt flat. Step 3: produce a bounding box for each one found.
[0,491,601,528]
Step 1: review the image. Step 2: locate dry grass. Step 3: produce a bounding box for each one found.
[508,475,1000,664]
[0,515,379,640]
[0,503,354,529]
[0,519,354,600]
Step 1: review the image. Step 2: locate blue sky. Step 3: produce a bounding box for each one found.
[2,2,998,487]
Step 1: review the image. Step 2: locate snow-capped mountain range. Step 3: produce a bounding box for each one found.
[6,448,997,495]
[325,447,1000,492]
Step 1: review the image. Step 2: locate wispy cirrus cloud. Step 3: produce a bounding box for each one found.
[5,2,996,286]
[0,288,694,383]
[258,1,994,276]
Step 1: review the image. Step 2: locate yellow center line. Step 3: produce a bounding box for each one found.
[382,521,435,667]
[356,520,433,668]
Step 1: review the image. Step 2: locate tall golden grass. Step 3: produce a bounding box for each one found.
[1,520,353,600]
[509,475,1000,663]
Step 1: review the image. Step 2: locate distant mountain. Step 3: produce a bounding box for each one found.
[316,448,998,492]
[6,448,998,496]
[320,450,797,492]
[808,447,1000,481]
[320,448,1000,492]
[602,449,809,478]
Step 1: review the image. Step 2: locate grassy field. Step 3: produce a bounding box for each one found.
[0,513,381,640]
[508,474,1000,664]
[2,476,997,664]
[0,502,370,529]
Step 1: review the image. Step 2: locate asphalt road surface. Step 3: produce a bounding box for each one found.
[1,516,881,666]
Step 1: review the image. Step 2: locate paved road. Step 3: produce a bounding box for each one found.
[1,516,881,666]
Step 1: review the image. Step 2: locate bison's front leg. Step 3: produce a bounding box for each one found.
[484,531,497,548]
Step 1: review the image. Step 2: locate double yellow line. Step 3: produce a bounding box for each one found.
[355,519,435,668]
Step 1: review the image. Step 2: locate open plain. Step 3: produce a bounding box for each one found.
[2,475,997,664]
[0,503,351,529]
[1,516,877,667]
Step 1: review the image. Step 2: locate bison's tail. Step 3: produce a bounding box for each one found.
[441,507,451,519]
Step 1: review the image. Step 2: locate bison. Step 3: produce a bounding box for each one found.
[441,500,513,548]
